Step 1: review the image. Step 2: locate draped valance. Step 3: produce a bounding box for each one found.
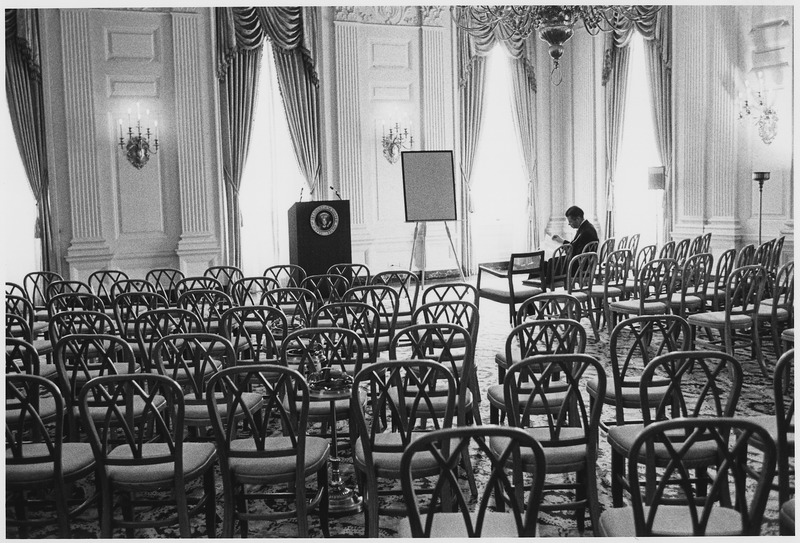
[216,6,318,85]
[455,7,536,93]
[6,8,42,79]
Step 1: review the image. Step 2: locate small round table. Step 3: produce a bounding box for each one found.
[307,371,364,516]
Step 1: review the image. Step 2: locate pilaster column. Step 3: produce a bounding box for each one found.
[334,21,364,224]
[172,12,219,273]
[61,9,111,279]
[421,7,448,149]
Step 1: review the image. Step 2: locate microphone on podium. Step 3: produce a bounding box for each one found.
[329,186,343,200]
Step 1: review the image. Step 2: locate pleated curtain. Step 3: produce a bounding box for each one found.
[455,7,538,274]
[601,7,662,239]
[507,39,540,251]
[457,28,488,276]
[216,6,320,267]
[5,9,55,272]
[601,39,630,240]
[643,7,673,245]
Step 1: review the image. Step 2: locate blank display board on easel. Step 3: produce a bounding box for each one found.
[400,150,464,284]
[401,150,457,222]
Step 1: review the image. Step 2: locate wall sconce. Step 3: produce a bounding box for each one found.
[738,72,778,145]
[119,102,159,169]
[752,171,770,245]
[381,122,413,164]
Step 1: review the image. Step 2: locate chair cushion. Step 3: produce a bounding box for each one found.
[397,511,527,537]
[607,424,719,467]
[781,328,794,343]
[107,442,217,486]
[227,436,329,482]
[354,433,441,477]
[780,498,795,534]
[745,415,794,450]
[6,395,58,425]
[490,427,587,472]
[189,391,262,425]
[586,376,669,409]
[31,338,53,356]
[388,388,472,418]
[599,504,753,536]
[591,285,623,298]
[77,395,167,424]
[686,311,753,329]
[485,385,568,416]
[763,294,792,306]
[6,442,95,485]
[480,285,542,303]
[609,299,668,315]
[668,293,703,309]
[756,305,790,320]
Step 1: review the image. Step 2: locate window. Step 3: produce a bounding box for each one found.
[2,107,39,284]
[614,32,662,247]
[470,45,529,263]
[239,44,307,276]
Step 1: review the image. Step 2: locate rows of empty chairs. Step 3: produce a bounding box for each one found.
[477,234,792,376]
[6,252,794,537]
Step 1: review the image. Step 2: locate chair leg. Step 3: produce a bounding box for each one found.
[461,445,478,498]
[53,483,72,538]
[100,480,114,538]
[611,449,624,507]
[220,479,235,537]
[586,461,601,536]
[14,493,29,538]
[318,466,330,537]
[576,467,586,532]
[772,321,783,358]
[175,484,191,537]
[204,468,217,537]
[365,474,380,537]
[752,325,769,378]
[122,491,135,538]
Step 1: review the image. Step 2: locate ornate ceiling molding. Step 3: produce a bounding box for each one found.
[334,6,422,26]
[421,6,447,27]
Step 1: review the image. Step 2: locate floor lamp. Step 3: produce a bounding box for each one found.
[753,171,770,245]
[648,166,666,245]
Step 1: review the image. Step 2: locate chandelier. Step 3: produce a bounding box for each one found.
[455,5,660,84]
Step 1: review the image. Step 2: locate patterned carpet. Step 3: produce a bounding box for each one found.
[10,295,788,538]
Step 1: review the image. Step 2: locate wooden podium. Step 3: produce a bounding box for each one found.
[288,200,352,276]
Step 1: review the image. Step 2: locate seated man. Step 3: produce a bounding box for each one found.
[552,205,599,256]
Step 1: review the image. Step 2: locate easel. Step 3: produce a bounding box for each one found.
[408,221,466,289]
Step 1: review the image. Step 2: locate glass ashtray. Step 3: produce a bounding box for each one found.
[308,369,353,393]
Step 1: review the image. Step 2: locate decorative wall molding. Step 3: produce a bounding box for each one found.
[370,40,411,68]
[105,28,159,61]
[61,10,104,243]
[334,6,420,26]
[334,23,365,224]
[106,76,159,98]
[370,82,412,101]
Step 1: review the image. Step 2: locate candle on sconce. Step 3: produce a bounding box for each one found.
[118,118,123,139]
[136,102,141,120]
[154,120,159,140]
[127,108,132,125]
[757,71,764,94]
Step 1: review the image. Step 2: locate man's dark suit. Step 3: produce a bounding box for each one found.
[565,219,599,255]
